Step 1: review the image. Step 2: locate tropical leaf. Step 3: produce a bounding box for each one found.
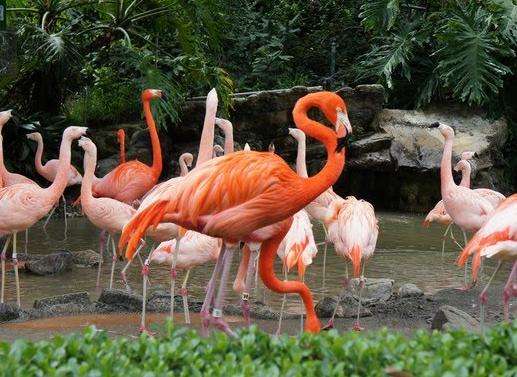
[359,0,400,32]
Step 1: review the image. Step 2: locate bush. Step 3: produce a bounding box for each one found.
[0,321,515,376]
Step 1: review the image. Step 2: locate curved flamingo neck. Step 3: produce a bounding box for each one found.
[294,135,308,178]
[459,162,471,188]
[143,100,162,179]
[81,149,95,203]
[46,135,73,203]
[196,99,217,167]
[33,135,46,175]
[220,125,234,155]
[179,157,189,177]
[0,135,6,176]
[440,135,456,196]
[293,97,344,200]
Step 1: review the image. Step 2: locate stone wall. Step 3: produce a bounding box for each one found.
[94,85,510,212]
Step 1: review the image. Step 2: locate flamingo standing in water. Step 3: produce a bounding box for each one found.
[0,126,87,307]
[429,122,505,287]
[26,131,82,238]
[457,194,517,328]
[275,209,318,334]
[325,196,378,331]
[120,91,353,334]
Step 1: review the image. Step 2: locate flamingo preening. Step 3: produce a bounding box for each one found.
[457,194,516,328]
[120,91,353,335]
[0,126,87,307]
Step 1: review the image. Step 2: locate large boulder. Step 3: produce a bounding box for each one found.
[33,292,92,316]
[315,296,371,318]
[398,283,424,298]
[348,278,394,305]
[431,305,480,332]
[98,289,143,312]
[25,251,74,275]
[0,303,23,322]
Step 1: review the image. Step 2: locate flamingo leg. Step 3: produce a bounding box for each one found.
[211,243,237,336]
[299,275,305,334]
[324,262,350,330]
[42,204,57,234]
[181,269,191,324]
[200,243,227,336]
[1,236,12,304]
[96,230,108,290]
[322,223,328,288]
[241,247,256,326]
[24,229,28,257]
[479,260,502,331]
[259,221,321,333]
[502,261,517,323]
[120,241,145,293]
[109,235,116,290]
[139,248,157,334]
[12,232,20,308]
[276,266,288,336]
[353,263,366,332]
[441,223,452,257]
[62,194,68,241]
[170,236,182,323]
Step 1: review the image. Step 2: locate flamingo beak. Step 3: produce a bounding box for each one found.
[336,109,352,136]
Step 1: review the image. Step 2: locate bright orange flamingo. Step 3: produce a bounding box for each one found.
[457,194,516,328]
[90,89,164,204]
[117,129,126,164]
[120,91,353,334]
[0,126,87,307]
[26,131,83,238]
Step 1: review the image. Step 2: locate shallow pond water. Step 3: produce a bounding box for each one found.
[1,211,506,315]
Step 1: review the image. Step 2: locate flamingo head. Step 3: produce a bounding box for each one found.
[320,93,352,138]
[64,126,88,141]
[142,89,165,102]
[78,136,96,155]
[117,129,125,142]
[215,117,232,133]
[180,152,194,168]
[26,131,42,142]
[288,127,306,143]
[429,122,455,139]
[460,151,477,160]
[213,144,224,157]
[454,159,471,173]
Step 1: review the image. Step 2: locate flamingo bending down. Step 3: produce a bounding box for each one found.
[26,131,83,238]
[90,89,164,204]
[289,127,341,287]
[117,129,126,164]
[430,122,504,287]
[120,91,353,334]
[325,196,378,331]
[457,194,517,327]
[0,126,87,307]
[275,209,318,334]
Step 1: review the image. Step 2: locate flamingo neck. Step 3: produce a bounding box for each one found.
[295,135,308,178]
[196,99,217,167]
[293,97,344,201]
[222,126,234,155]
[179,157,189,177]
[0,135,5,176]
[34,135,46,175]
[440,135,456,196]
[459,162,471,188]
[143,99,162,179]
[118,133,126,164]
[81,149,95,202]
[46,135,73,203]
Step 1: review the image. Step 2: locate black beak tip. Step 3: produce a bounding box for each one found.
[335,134,350,152]
[474,152,479,158]
[429,122,440,128]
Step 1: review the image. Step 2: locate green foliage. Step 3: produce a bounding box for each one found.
[0,322,515,376]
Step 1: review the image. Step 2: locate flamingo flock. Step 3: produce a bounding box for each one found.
[0,87,514,338]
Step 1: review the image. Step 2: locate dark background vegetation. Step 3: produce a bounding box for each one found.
[0,0,516,187]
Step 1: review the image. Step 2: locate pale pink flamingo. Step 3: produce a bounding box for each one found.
[430,122,505,287]
[457,194,517,328]
[26,131,82,237]
[275,209,318,334]
[325,196,378,331]
[120,91,353,335]
[0,126,87,307]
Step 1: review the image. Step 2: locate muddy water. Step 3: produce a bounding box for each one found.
[1,212,505,315]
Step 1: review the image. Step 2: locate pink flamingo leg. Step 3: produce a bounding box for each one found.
[479,260,502,331]
[96,230,108,290]
[109,235,116,289]
[200,243,227,336]
[180,269,191,324]
[211,243,237,336]
[120,241,146,293]
[502,261,517,323]
[353,264,366,332]
[242,249,257,326]
[1,236,12,304]
[12,232,20,307]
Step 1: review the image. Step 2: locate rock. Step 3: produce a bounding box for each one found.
[25,251,73,275]
[431,305,480,332]
[71,249,100,267]
[147,291,203,313]
[398,284,424,298]
[224,300,298,320]
[98,289,143,312]
[349,133,393,156]
[348,278,394,305]
[336,84,385,134]
[315,296,372,318]
[0,303,22,322]
[33,292,91,310]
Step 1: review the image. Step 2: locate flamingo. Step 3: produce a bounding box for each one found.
[457,194,517,328]
[429,122,505,287]
[89,89,164,204]
[288,127,340,286]
[0,126,87,307]
[117,129,126,164]
[26,131,83,238]
[120,91,353,334]
[324,196,378,331]
[275,209,318,334]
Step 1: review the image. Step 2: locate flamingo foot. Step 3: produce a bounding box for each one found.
[458,281,476,292]
[322,319,334,330]
[121,272,131,293]
[352,321,364,332]
[139,325,155,336]
[479,290,489,306]
[211,316,236,337]
[200,310,211,337]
